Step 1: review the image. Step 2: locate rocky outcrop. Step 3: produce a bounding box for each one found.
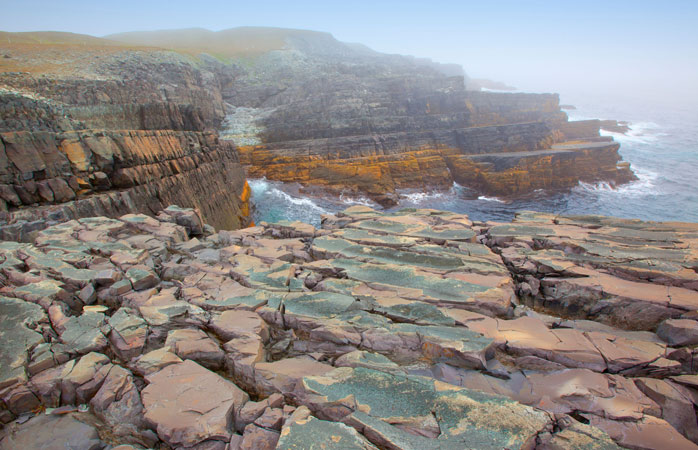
[0,126,250,239]
[1,205,697,449]
[101,27,634,204]
[229,62,633,204]
[2,28,635,214]
[0,38,251,234]
[483,211,698,330]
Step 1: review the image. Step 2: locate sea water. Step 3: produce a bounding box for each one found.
[250,91,698,226]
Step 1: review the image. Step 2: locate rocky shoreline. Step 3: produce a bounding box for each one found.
[0,27,690,450]
[1,29,635,219]
[1,205,697,449]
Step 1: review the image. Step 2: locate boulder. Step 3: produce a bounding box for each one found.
[142,360,249,448]
[0,413,105,450]
[658,319,698,346]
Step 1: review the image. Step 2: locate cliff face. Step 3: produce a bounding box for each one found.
[1,27,636,226]
[0,126,249,238]
[0,36,250,237]
[206,32,634,203]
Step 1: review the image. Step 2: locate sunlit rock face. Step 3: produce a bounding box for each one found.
[1,205,697,449]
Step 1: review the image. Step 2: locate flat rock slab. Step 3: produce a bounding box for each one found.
[2,204,698,450]
[298,367,551,450]
[60,311,109,355]
[277,415,379,450]
[142,360,249,448]
[268,291,359,318]
[0,296,45,389]
[348,215,476,241]
[0,413,105,450]
[487,212,698,330]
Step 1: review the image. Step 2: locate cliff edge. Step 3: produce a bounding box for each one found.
[0,32,252,239]
[106,27,636,205]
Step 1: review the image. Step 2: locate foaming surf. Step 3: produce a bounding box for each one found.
[477,195,506,203]
[600,126,662,145]
[398,183,460,205]
[338,193,377,207]
[249,178,330,226]
[248,96,698,225]
[576,167,658,197]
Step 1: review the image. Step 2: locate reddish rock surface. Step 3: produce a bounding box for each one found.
[0,205,696,449]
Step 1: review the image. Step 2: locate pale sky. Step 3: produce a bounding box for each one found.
[2,0,697,104]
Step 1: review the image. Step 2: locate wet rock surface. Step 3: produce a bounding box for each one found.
[1,205,697,449]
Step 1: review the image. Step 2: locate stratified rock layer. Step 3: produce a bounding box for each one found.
[0,127,250,238]
[0,36,251,237]
[1,205,697,449]
[229,60,635,203]
[2,29,634,210]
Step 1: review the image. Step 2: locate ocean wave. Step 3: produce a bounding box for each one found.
[566,114,596,122]
[249,178,329,215]
[575,167,658,197]
[600,121,666,145]
[477,195,505,203]
[401,192,446,203]
[399,186,457,204]
[274,190,328,211]
[338,193,377,207]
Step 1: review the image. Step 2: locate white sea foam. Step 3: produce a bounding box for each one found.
[401,191,446,203]
[566,114,596,122]
[249,178,329,214]
[399,184,459,204]
[248,178,271,193]
[274,190,328,211]
[575,167,658,197]
[338,193,376,207]
[477,195,505,203]
[600,121,666,145]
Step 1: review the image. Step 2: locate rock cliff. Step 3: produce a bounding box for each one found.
[196,30,633,204]
[105,27,634,205]
[0,34,250,237]
[0,205,697,449]
[2,28,636,220]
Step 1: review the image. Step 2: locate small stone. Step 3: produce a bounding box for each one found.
[95,269,122,286]
[78,284,97,305]
[254,408,283,430]
[657,319,698,346]
[126,265,159,291]
[239,424,279,450]
[132,347,182,376]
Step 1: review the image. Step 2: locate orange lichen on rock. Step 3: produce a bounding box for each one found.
[239,146,460,203]
[239,138,634,204]
[239,180,252,218]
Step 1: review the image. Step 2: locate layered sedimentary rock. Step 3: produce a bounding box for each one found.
[0,35,251,236]
[483,211,698,330]
[2,28,635,219]
[0,124,250,238]
[1,205,697,449]
[218,38,634,203]
[101,27,635,204]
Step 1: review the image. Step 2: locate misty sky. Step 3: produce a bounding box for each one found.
[2,0,697,104]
